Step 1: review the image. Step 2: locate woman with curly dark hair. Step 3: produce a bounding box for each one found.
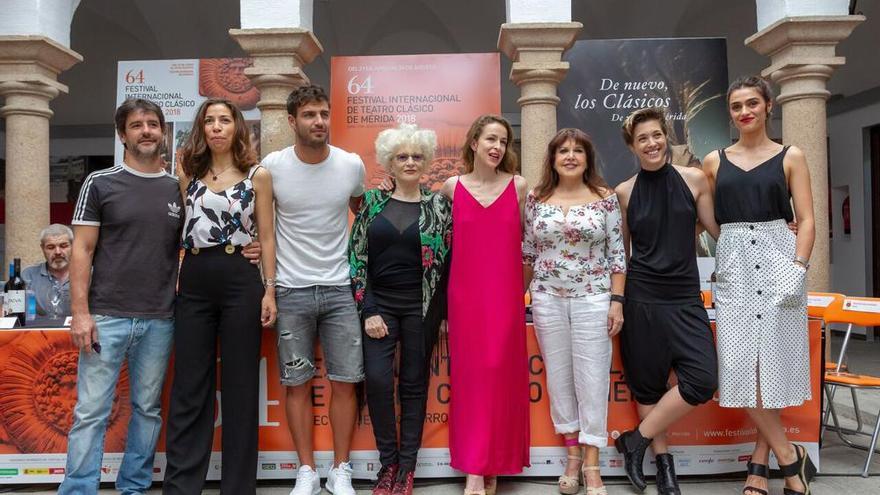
[163,98,277,495]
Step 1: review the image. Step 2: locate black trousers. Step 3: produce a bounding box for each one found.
[363,289,436,471]
[163,246,264,495]
[619,299,718,407]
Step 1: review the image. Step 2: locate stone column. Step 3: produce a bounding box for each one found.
[229,28,322,157]
[498,23,581,187]
[0,36,81,267]
[746,15,864,292]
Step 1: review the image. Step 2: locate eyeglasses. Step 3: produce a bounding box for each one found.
[394,153,425,164]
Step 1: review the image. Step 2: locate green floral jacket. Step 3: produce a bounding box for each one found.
[349,187,452,318]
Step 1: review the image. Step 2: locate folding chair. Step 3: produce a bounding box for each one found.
[807,292,846,371]
[821,296,880,477]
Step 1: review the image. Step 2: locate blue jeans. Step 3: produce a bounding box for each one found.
[58,315,174,495]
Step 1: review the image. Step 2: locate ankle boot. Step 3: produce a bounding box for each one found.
[614,429,651,492]
[655,454,681,495]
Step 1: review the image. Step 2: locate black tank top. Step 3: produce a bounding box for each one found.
[625,164,701,304]
[714,146,794,225]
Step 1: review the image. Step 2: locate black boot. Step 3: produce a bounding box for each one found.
[655,453,681,495]
[614,429,651,492]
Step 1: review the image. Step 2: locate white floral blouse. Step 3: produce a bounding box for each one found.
[523,192,627,297]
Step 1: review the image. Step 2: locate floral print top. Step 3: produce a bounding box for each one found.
[181,165,259,249]
[523,192,626,297]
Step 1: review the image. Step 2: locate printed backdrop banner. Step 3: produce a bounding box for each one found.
[114,58,261,169]
[0,321,821,483]
[558,38,730,188]
[329,52,502,191]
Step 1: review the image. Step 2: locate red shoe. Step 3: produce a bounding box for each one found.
[391,469,415,495]
[373,464,399,495]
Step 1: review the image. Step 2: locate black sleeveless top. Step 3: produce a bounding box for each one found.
[625,164,701,304]
[714,146,794,225]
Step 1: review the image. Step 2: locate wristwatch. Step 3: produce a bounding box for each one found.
[794,256,810,270]
[610,294,626,304]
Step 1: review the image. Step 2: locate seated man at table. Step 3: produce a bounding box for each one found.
[21,224,72,317]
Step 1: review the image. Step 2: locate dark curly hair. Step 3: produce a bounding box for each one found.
[179,98,257,179]
[286,84,330,116]
[533,128,608,201]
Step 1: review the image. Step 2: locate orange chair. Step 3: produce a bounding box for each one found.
[701,289,712,309]
[807,292,846,371]
[821,296,880,477]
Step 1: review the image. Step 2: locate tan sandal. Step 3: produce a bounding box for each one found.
[582,466,608,495]
[463,490,486,495]
[558,454,582,495]
[485,476,497,495]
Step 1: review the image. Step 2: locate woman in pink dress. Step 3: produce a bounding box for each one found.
[440,115,530,495]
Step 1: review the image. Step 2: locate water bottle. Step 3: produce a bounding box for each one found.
[26,289,37,323]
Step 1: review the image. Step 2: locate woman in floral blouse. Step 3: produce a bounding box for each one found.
[349,123,452,495]
[523,127,626,495]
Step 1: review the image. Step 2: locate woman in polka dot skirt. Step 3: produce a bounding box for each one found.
[703,76,816,495]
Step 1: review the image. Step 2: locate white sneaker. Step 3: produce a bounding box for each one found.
[326,461,356,495]
[289,465,321,495]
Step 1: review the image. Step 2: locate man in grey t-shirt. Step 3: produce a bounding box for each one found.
[58,99,182,495]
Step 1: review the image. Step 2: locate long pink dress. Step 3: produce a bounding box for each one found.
[448,178,530,475]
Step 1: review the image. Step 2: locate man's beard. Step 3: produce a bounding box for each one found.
[296,128,327,148]
[128,141,161,160]
[48,257,69,271]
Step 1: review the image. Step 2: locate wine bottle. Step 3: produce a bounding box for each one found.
[4,258,27,327]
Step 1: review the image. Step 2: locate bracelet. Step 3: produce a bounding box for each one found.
[794,256,810,269]
[264,278,276,287]
[610,294,626,305]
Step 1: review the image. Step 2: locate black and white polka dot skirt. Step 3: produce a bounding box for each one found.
[714,219,811,409]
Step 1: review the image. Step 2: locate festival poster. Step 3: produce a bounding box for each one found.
[329,53,502,191]
[558,38,729,264]
[0,320,821,483]
[114,59,261,171]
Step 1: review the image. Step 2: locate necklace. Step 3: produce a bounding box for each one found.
[210,165,233,181]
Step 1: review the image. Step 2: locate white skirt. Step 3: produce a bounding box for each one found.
[715,219,811,409]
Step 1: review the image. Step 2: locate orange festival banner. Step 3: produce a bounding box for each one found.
[0,320,821,483]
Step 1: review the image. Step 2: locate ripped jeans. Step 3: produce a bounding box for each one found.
[274,285,364,386]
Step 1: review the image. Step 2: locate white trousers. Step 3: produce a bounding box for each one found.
[531,291,612,447]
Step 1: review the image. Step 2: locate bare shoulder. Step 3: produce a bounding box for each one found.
[676,164,708,184]
[614,175,636,196]
[440,175,459,199]
[598,185,616,199]
[784,145,807,164]
[252,166,272,180]
[702,150,721,177]
[513,174,529,196]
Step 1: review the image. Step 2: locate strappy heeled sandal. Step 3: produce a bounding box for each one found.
[742,462,770,495]
[558,454,581,494]
[582,466,608,495]
[484,476,497,495]
[779,444,817,495]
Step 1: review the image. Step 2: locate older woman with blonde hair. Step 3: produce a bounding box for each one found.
[349,123,452,495]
